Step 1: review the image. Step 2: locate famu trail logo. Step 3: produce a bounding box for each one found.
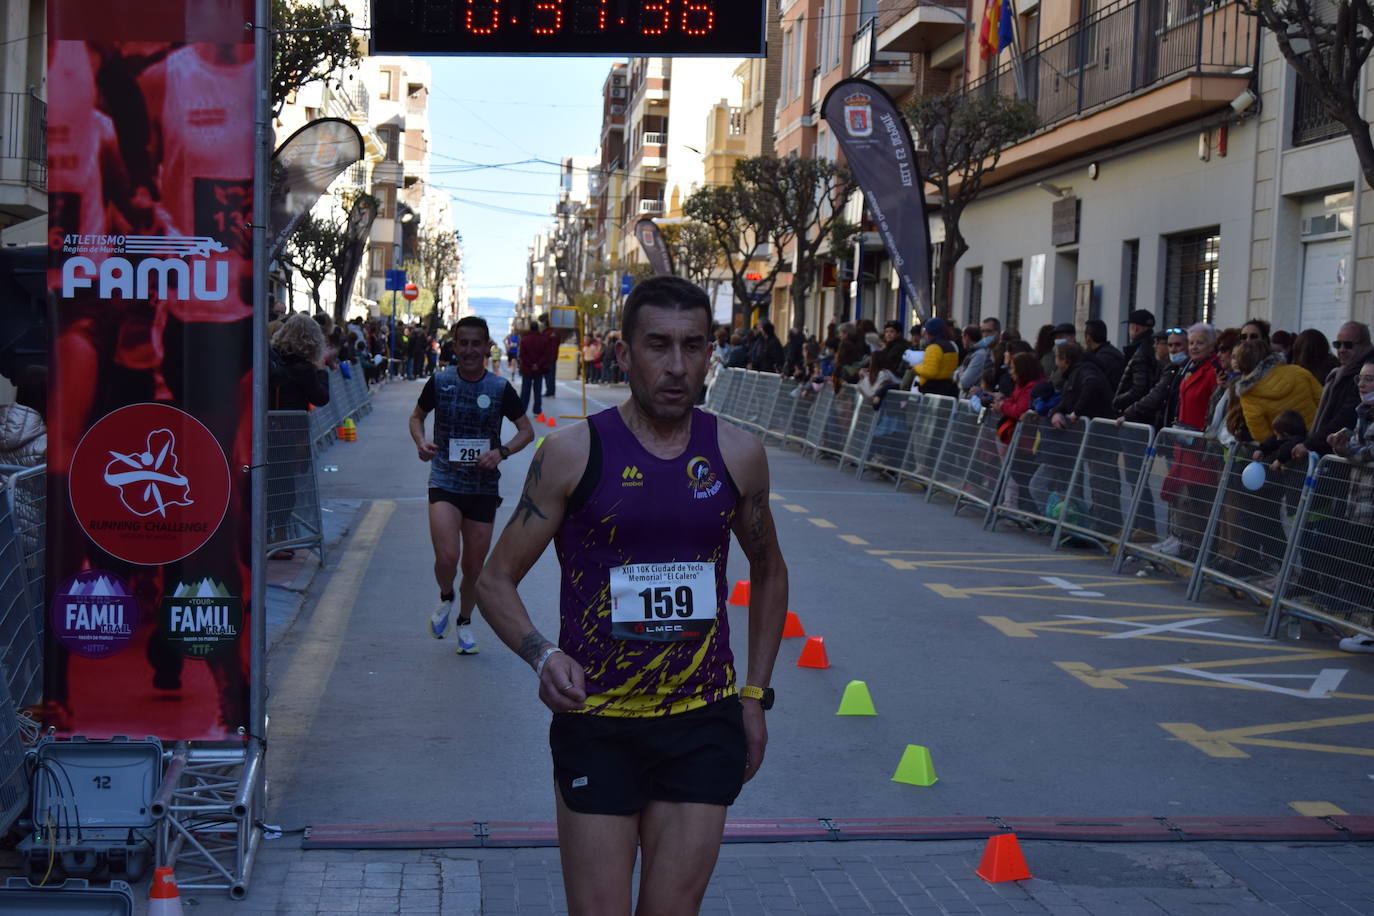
[160,578,243,659]
[60,235,230,301]
[686,456,723,500]
[843,92,874,138]
[51,570,139,659]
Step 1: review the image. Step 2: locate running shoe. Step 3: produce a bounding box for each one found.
[1338,635,1374,654]
[456,621,479,655]
[429,600,452,639]
[1151,536,1184,556]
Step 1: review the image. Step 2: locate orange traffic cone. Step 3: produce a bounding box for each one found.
[546,417,558,427]
[975,834,1032,883]
[727,580,750,606]
[782,612,805,638]
[796,636,829,669]
[149,866,184,914]
[536,413,545,423]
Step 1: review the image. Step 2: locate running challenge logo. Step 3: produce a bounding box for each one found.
[685,456,723,500]
[69,403,231,565]
[59,235,230,301]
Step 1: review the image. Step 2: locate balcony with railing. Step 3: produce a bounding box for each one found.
[966,0,1257,182]
[877,0,967,54]
[851,19,917,91]
[0,92,47,206]
[638,199,665,215]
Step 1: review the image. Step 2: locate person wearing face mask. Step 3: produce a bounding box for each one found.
[1117,329,1189,430]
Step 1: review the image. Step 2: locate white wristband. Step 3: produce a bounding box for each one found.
[534,647,563,678]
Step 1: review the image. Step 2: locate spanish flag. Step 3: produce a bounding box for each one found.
[978,0,1016,61]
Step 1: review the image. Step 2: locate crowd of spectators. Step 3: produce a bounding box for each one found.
[706,309,1374,655]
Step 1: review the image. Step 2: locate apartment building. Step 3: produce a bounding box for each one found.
[0,0,46,247]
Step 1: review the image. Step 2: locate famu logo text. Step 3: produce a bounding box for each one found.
[61,235,230,301]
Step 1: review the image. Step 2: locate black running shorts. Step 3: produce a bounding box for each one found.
[550,698,746,816]
[427,489,502,524]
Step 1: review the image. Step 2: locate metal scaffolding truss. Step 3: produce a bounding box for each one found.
[154,742,265,899]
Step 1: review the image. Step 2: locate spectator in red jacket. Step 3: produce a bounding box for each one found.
[997,352,1045,514]
[519,320,551,416]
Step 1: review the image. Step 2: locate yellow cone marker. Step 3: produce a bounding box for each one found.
[892,745,937,786]
[536,437,545,449]
[837,680,877,716]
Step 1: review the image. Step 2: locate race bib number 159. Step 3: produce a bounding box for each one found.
[609,562,716,642]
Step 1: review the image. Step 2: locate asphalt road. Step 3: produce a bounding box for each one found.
[263,375,1374,832]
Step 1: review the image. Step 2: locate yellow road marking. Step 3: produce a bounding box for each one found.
[1056,662,1128,689]
[808,518,837,528]
[1290,801,1347,816]
[782,504,808,513]
[769,493,784,501]
[838,535,869,545]
[268,500,396,796]
[980,616,1038,637]
[1161,713,1374,759]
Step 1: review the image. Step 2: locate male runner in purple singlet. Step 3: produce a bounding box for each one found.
[478,277,788,915]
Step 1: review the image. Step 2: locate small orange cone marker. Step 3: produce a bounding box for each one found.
[782,612,805,638]
[546,417,558,427]
[536,413,545,423]
[976,834,1032,882]
[796,636,829,669]
[149,866,185,915]
[727,580,750,606]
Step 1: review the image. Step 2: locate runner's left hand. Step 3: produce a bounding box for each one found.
[741,700,768,783]
[476,449,503,470]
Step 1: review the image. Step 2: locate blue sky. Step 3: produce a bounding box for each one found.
[424,57,617,313]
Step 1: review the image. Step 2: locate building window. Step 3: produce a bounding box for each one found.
[1123,239,1139,315]
[1293,55,1344,146]
[818,6,829,73]
[794,23,806,100]
[1163,228,1220,328]
[1004,260,1022,332]
[376,125,399,161]
[967,267,983,320]
[369,247,385,272]
[782,28,794,107]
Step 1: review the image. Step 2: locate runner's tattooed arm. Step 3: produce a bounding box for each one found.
[476,426,591,712]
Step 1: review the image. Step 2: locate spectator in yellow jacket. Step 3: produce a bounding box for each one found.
[916,317,960,397]
[1228,340,1322,443]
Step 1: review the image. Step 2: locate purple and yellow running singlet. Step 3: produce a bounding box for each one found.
[555,407,738,717]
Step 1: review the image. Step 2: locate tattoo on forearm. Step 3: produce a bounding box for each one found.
[528,452,544,486]
[746,491,768,558]
[517,630,555,666]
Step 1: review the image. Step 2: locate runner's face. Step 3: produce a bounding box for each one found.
[621,306,711,422]
[453,329,489,374]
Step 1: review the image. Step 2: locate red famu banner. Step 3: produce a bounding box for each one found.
[46,0,255,740]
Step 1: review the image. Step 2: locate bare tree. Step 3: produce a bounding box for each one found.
[1240,0,1374,189]
[905,92,1039,314]
[734,156,856,330]
[404,226,462,316]
[281,213,348,316]
[683,182,782,328]
[658,221,718,289]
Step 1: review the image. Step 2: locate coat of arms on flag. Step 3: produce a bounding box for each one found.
[843,92,874,138]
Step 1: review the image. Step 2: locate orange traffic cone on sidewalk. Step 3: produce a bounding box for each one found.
[797,636,829,669]
[149,866,184,914]
[727,580,750,606]
[782,611,805,638]
[536,413,546,423]
[546,417,558,427]
[975,834,1032,883]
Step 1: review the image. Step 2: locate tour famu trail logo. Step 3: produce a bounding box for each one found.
[51,570,139,659]
[104,428,192,518]
[161,578,243,659]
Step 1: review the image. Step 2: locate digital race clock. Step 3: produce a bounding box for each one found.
[370,1,766,56]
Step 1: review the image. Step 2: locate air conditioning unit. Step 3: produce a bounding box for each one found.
[610,104,625,115]
[611,87,627,99]
[1301,214,1341,236]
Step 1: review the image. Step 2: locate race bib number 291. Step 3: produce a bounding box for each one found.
[609,562,716,642]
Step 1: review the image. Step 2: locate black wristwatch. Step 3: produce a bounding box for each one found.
[740,685,774,710]
[497,445,511,459]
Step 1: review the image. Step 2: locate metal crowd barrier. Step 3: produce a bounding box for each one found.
[266,411,327,565]
[705,366,1374,644]
[3,465,44,640]
[0,488,41,709]
[1266,454,1374,639]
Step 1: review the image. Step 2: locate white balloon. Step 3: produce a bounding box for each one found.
[1241,460,1267,491]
